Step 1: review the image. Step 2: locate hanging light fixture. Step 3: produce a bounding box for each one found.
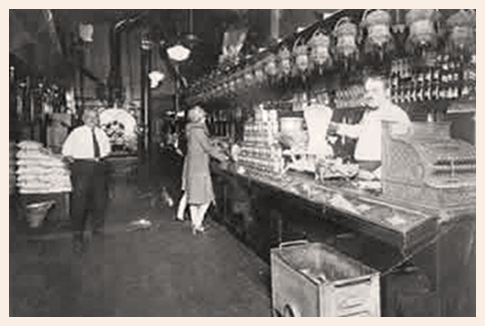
[405,9,441,57]
[79,22,94,43]
[166,9,196,62]
[254,59,265,84]
[148,71,165,88]
[184,9,201,45]
[140,28,152,50]
[309,28,332,73]
[167,43,191,62]
[360,9,394,62]
[278,45,292,79]
[446,9,475,58]
[292,36,309,77]
[263,53,277,78]
[332,16,359,69]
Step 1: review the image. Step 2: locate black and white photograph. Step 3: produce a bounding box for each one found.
[9,8,476,317]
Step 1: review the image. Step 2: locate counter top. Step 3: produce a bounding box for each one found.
[211,161,441,256]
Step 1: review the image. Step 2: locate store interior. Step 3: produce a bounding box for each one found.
[9,9,475,317]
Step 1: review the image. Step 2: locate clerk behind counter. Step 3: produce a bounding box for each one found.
[329,76,411,179]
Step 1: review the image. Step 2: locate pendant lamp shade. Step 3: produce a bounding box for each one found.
[149,71,165,88]
[167,44,191,62]
[79,23,94,42]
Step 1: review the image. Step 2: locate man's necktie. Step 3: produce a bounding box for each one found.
[92,128,101,158]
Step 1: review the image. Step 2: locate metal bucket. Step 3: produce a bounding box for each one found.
[25,201,55,228]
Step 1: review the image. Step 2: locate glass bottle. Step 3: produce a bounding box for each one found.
[446,86,453,99]
[440,56,449,99]
[449,60,455,86]
[432,81,440,100]
[424,84,431,102]
[410,87,417,103]
[416,85,423,102]
[432,65,440,84]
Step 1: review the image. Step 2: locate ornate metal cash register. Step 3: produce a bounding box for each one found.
[381,121,476,215]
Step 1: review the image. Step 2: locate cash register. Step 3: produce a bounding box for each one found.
[381,121,476,213]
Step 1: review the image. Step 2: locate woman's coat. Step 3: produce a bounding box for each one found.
[182,122,226,205]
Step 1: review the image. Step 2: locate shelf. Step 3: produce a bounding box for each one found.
[334,105,366,110]
[447,100,476,114]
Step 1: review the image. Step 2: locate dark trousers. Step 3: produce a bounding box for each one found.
[70,160,108,238]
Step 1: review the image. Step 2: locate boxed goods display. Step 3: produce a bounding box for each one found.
[238,107,284,178]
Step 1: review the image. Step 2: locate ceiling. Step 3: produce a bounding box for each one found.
[50,10,246,79]
[12,9,343,83]
[15,9,464,87]
[52,9,147,24]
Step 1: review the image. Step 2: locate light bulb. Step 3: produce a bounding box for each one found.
[167,44,191,62]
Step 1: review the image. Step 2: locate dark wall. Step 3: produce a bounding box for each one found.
[10,10,73,86]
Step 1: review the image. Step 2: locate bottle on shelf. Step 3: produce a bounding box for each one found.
[452,62,460,85]
[424,84,431,102]
[410,87,417,103]
[432,64,440,82]
[449,59,455,84]
[461,83,470,98]
[439,56,448,100]
[416,86,423,102]
[425,68,432,84]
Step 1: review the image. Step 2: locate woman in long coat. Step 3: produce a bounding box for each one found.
[182,106,228,234]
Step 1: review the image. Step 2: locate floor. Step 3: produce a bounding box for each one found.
[11,152,475,317]
[9,154,272,317]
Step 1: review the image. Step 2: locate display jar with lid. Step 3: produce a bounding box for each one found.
[405,9,441,56]
[292,36,310,77]
[309,28,332,72]
[278,45,292,80]
[446,9,475,59]
[360,9,395,61]
[332,16,359,68]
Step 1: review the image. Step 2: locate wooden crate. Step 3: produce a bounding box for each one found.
[271,241,380,317]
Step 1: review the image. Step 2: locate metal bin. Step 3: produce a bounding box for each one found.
[271,240,380,317]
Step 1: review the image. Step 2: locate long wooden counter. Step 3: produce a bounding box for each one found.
[209,160,476,316]
[211,161,439,256]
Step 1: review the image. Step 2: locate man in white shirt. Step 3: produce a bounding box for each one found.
[62,109,111,251]
[330,76,410,178]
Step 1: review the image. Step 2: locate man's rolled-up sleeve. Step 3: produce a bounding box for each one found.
[338,123,363,139]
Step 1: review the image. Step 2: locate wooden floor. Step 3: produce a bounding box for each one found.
[9,161,272,317]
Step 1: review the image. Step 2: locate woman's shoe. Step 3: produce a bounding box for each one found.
[192,225,205,235]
